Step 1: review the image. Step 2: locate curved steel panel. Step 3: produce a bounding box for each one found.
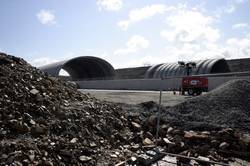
[153,64,166,78]
[39,56,115,80]
[196,60,207,74]
[162,63,172,78]
[205,59,219,74]
[166,63,177,76]
[159,64,167,78]
[201,59,217,74]
[161,63,172,78]
[176,66,183,76]
[145,64,163,78]
[191,60,202,75]
[173,65,181,76]
[144,58,230,78]
[169,64,179,76]
[39,60,67,77]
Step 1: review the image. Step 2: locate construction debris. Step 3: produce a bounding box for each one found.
[164,79,250,132]
[0,53,132,165]
[0,52,249,165]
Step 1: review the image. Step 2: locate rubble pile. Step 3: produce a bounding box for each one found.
[123,110,250,165]
[123,80,250,164]
[0,53,133,165]
[163,79,250,131]
[0,52,249,165]
[105,81,250,165]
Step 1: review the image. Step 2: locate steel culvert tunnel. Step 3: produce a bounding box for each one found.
[210,59,230,73]
[145,59,231,78]
[39,56,115,80]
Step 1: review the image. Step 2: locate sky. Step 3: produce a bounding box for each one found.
[0,0,250,69]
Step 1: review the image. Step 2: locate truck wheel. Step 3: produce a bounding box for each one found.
[196,90,202,95]
[188,89,194,95]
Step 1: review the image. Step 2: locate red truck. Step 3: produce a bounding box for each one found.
[181,76,208,95]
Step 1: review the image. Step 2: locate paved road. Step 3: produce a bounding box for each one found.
[79,89,192,106]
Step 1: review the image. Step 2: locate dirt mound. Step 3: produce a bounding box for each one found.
[163,79,250,131]
[0,53,132,165]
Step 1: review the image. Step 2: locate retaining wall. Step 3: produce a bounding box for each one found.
[76,76,250,91]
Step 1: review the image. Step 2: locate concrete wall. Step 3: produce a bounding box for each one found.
[76,76,250,91]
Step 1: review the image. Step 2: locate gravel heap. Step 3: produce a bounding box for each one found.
[162,79,250,132]
[0,53,133,165]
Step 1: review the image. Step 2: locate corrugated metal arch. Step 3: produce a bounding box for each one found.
[165,63,176,78]
[145,58,230,78]
[161,64,172,78]
[39,56,115,80]
[145,64,163,78]
[154,63,167,78]
[201,59,216,74]
[160,63,169,78]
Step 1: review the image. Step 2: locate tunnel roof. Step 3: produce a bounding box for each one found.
[145,59,231,78]
[39,56,115,80]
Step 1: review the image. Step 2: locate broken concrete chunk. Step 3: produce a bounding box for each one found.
[143,138,154,145]
[79,155,92,162]
[30,89,39,95]
[163,138,175,145]
[70,138,78,143]
[131,122,141,131]
[219,142,229,149]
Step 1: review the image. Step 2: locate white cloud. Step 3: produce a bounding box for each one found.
[232,23,249,29]
[159,8,223,62]
[222,36,250,59]
[37,10,56,25]
[30,57,58,67]
[161,10,220,43]
[113,3,250,67]
[117,4,176,30]
[97,0,123,11]
[114,35,149,55]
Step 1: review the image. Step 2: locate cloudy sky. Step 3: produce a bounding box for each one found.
[0,0,250,68]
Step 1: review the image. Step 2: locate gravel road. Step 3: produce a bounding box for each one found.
[79,89,192,106]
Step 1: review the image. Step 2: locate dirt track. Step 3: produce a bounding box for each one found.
[79,89,192,106]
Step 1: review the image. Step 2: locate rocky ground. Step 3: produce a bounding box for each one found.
[0,52,249,165]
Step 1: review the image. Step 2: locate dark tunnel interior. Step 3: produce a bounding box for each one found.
[62,57,115,80]
[210,59,231,73]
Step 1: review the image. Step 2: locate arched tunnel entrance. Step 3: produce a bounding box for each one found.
[39,56,115,81]
[210,59,230,73]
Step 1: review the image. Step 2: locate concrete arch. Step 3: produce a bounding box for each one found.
[39,56,115,80]
[145,58,231,78]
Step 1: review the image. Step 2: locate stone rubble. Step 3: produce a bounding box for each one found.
[0,52,249,165]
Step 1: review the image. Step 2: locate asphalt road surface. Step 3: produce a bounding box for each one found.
[79,89,192,106]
